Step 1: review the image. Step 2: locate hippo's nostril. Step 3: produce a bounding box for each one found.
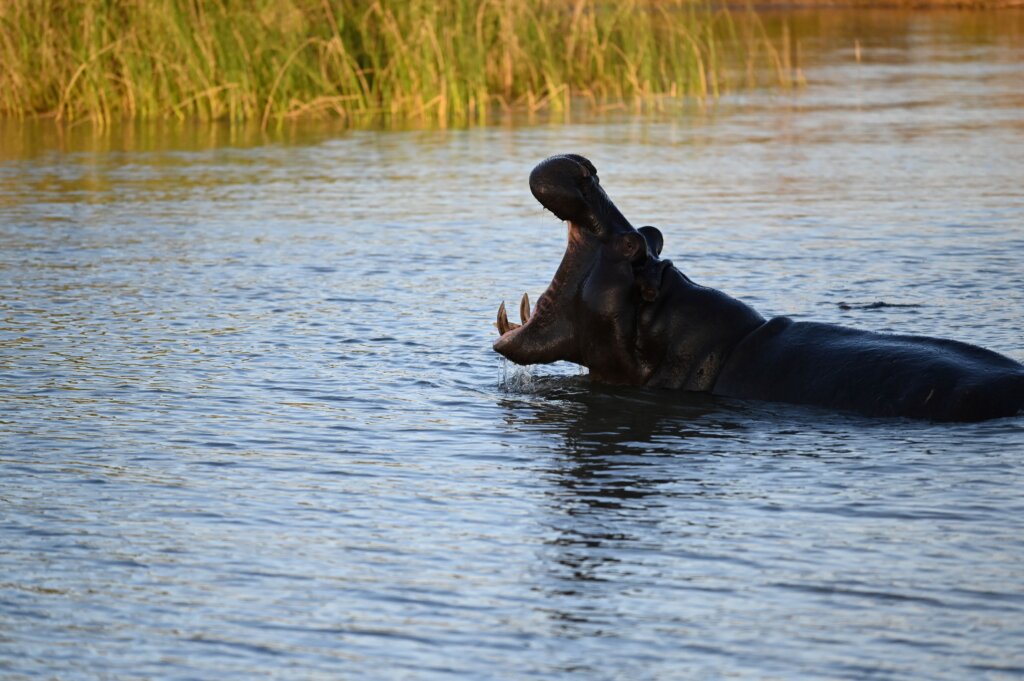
[562,154,597,179]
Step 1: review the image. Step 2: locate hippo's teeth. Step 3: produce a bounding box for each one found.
[496,301,522,336]
[497,302,509,335]
[520,292,531,325]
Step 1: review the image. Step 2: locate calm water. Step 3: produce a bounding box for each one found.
[2,11,1024,680]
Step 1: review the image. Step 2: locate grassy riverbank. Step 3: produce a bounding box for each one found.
[0,0,800,127]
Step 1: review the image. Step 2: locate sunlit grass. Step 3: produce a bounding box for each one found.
[0,0,799,128]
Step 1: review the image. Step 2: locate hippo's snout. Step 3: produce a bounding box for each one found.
[528,154,635,240]
[529,154,597,224]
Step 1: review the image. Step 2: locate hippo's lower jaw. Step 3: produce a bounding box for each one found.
[492,289,566,368]
[492,219,597,371]
[493,154,1024,422]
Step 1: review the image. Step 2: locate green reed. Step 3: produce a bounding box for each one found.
[0,0,797,127]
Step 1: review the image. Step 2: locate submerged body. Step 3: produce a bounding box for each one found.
[716,318,1024,421]
[494,154,1024,422]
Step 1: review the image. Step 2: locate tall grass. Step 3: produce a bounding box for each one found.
[0,0,797,128]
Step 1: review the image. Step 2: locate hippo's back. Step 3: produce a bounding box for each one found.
[713,317,1024,421]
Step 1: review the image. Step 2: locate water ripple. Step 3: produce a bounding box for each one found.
[2,13,1024,680]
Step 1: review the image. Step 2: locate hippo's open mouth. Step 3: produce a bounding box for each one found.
[492,154,646,369]
[492,218,595,367]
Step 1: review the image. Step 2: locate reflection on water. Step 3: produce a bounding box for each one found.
[501,376,1024,677]
[2,10,1024,680]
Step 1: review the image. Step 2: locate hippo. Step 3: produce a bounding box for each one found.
[493,154,1024,422]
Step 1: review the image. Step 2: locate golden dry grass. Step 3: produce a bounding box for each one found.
[0,0,798,127]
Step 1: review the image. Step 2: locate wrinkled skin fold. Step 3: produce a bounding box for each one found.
[493,154,1024,422]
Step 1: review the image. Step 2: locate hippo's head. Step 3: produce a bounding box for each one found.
[494,154,765,390]
[493,155,671,385]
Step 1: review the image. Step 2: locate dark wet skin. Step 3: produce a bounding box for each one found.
[493,154,1024,422]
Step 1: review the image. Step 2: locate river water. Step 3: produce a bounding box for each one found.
[2,10,1023,680]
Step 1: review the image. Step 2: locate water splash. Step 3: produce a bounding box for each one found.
[499,358,536,392]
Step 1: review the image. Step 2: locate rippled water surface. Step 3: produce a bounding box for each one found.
[2,11,1024,680]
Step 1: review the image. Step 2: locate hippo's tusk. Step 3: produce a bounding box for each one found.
[520,293,531,325]
[496,301,522,335]
[497,301,509,335]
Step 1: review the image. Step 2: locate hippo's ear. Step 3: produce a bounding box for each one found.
[638,226,663,257]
